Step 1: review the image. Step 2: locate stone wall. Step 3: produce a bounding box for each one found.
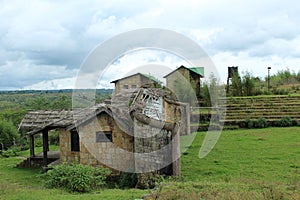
[59,128,80,164]
[78,112,134,172]
[59,112,135,172]
[115,74,142,93]
[133,119,173,174]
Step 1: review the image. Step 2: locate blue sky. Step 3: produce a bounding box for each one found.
[0,0,300,90]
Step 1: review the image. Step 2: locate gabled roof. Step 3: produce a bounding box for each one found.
[163,65,204,78]
[110,73,162,84]
[189,67,204,77]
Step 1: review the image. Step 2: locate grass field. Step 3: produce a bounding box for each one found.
[156,127,300,199]
[1,127,300,199]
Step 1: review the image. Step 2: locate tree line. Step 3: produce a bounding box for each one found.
[0,91,112,150]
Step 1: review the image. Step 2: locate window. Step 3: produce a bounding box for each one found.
[71,130,80,152]
[131,85,137,89]
[123,85,129,89]
[96,131,112,142]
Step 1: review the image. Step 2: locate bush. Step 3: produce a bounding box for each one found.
[136,172,164,189]
[245,119,254,128]
[254,118,268,128]
[294,120,300,127]
[44,164,111,193]
[118,172,138,189]
[1,146,22,158]
[245,118,267,129]
[274,117,292,127]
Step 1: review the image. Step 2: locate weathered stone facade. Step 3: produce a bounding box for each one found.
[59,112,135,173]
[111,73,161,94]
[58,88,182,175]
[59,128,80,164]
[134,119,173,174]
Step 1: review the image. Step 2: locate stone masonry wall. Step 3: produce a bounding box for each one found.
[78,112,134,172]
[115,74,142,93]
[134,119,173,174]
[59,128,80,164]
[115,74,158,94]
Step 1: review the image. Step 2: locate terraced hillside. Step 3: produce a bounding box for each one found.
[223,95,300,125]
[191,95,300,131]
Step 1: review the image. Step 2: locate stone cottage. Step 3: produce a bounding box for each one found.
[164,65,204,103]
[19,88,182,176]
[110,73,162,94]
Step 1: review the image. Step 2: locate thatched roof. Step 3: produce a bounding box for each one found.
[19,88,179,135]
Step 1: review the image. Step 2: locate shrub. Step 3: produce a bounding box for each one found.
[136,172,164,189]
[245,118,267,129]
[1,146,22,158]
[118,172,138,189]
[274,117,292,127]
[254,118,267,128]
[245,119,254,128]
[44,163,111,193]
[296,120,300,127]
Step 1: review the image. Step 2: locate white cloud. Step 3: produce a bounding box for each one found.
[0,0,300,90]
[23,77,76,90]
[0,59,78,89]
[97,50,190,88]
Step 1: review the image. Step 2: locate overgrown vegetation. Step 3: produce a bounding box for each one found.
[118,172,138,189]
[44,163,112,193]
[225,68,300,97]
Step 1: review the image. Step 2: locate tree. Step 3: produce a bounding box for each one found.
[51,94,72,110]
[0,119,19,150]
[242,72,255,96]
[230,72,242,96]
[201,73,224,107]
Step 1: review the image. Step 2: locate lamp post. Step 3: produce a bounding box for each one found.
[268,67,271,91]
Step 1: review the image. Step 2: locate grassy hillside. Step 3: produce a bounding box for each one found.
[1,127,299,199]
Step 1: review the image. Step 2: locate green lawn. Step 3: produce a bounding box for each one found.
[169,127,300,199]
[1,127,300,199]
[182,127,300,182]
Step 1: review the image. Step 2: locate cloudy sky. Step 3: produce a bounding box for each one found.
[1,0,300,90]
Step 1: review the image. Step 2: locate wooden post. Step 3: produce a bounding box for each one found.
[42,130,48,168]
[29,135,35,157]
[172,123,181,176]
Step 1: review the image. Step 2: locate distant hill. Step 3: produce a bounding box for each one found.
[0,89,114,95]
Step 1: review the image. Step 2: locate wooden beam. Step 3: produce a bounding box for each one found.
[172,123,181,176]
[29,135,35,157]
[42,130,48,168]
